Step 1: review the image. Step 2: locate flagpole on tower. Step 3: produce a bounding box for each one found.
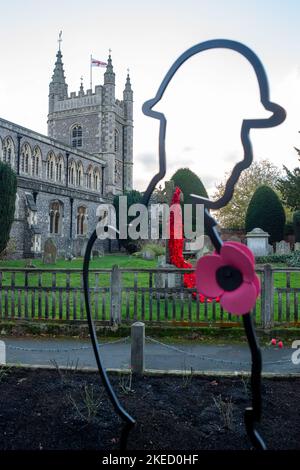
[90,54,92,91]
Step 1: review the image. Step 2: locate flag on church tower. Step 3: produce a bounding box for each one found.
[91,57,107,67]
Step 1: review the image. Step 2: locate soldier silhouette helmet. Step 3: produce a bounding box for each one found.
[141,39,286,208]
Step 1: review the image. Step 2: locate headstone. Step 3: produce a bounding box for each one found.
[43,238,57,264]
[154,256,182,293]
[80,238,90,257]
[142,249,155,260]
[276,240,290,255]
[196,235,213,259]
[228,235,241,243]
[72,238,82,257]
[268,243,274,255]
[246,228,270,256]
[295,242,300,252]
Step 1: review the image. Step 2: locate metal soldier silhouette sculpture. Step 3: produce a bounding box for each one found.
[83,39,286,450]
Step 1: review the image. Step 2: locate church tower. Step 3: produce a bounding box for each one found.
[48,45,68,133]
[47,37,133,196]
[123,72,133,190]
[102,53,116,195]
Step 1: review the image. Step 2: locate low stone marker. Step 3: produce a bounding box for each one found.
[154,256,181,293]
[43,238,57,264]
[246,228,270,256]
[276,240,290,255]
[142,249,155,260]
[0,341,6,365]
[131,322,145,375]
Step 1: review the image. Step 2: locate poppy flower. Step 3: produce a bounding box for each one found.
[195,241,260,315]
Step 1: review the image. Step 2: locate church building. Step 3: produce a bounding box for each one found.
[0,39,133,259]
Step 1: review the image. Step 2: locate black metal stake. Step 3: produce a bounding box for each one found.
[83,229,135,450]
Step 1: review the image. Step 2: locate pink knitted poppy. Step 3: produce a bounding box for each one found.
[195,241,260,315]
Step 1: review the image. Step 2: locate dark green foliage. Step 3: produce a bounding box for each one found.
[245,185,286,244]
[277,165,300,210]
[0,162,17,254]
[293,211,300,242]
[287,251,300,267]
[171,168,208,204]
[171,168,208,232]
[255,252,300,266]
[255,254,290,264]
[284,222,294,237]
[113,190,143,253]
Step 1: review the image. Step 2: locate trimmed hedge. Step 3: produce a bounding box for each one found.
[256,251,300,267]
[171,168,208,231]
[171,168,208,204]
[293,210,300,242]
[255,254,291,264]
[245,185,286,243]
[0,162,17,255]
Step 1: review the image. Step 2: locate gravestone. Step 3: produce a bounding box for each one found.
[196,235,213,259]
[246,228,269,256]
[276,240,290,255]
[43,238,57,264]
[154,255,182,294]
[294,242,300,252]
[228,235,241,243]
[80,238,90,257]
[142,249,155,260]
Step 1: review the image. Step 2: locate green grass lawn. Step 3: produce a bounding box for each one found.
[0,256,299,325]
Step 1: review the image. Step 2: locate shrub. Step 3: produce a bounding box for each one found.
[293,211,300,242]
[256,252,300,267]
[0,237,16,260]
[0,162,17,255]
[245,185,286,244]
[255,254,290,264]
[284,222,294,237]
[171,168,207,204]
[287,251,300,267]
[142,243,165,257]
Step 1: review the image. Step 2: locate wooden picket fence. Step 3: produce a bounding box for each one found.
[0,265,299,328]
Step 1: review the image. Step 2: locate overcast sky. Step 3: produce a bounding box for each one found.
[1,0,300,196]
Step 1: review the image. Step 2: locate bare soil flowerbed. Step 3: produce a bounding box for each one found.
[0,367,299,450]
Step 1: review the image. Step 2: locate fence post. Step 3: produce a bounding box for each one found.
[110,265,122,325]
[131,321,145,375]
[0,341,6,365]
[262,264,274,330]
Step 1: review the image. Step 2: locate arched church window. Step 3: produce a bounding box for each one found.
[86,165,93,189]
[47,152,56,180]
[49,200,63,235]
[3,136,15,167]
[93,167,101,191]
[56,155,64,183]
[68,160,76,185]
[76,161,83,186]
[76,206,87,235]
[32,146,41,177]
[71,124,83,148]
[21,143,32,174]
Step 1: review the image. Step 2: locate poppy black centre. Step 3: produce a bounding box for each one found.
[216,265,243,291]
